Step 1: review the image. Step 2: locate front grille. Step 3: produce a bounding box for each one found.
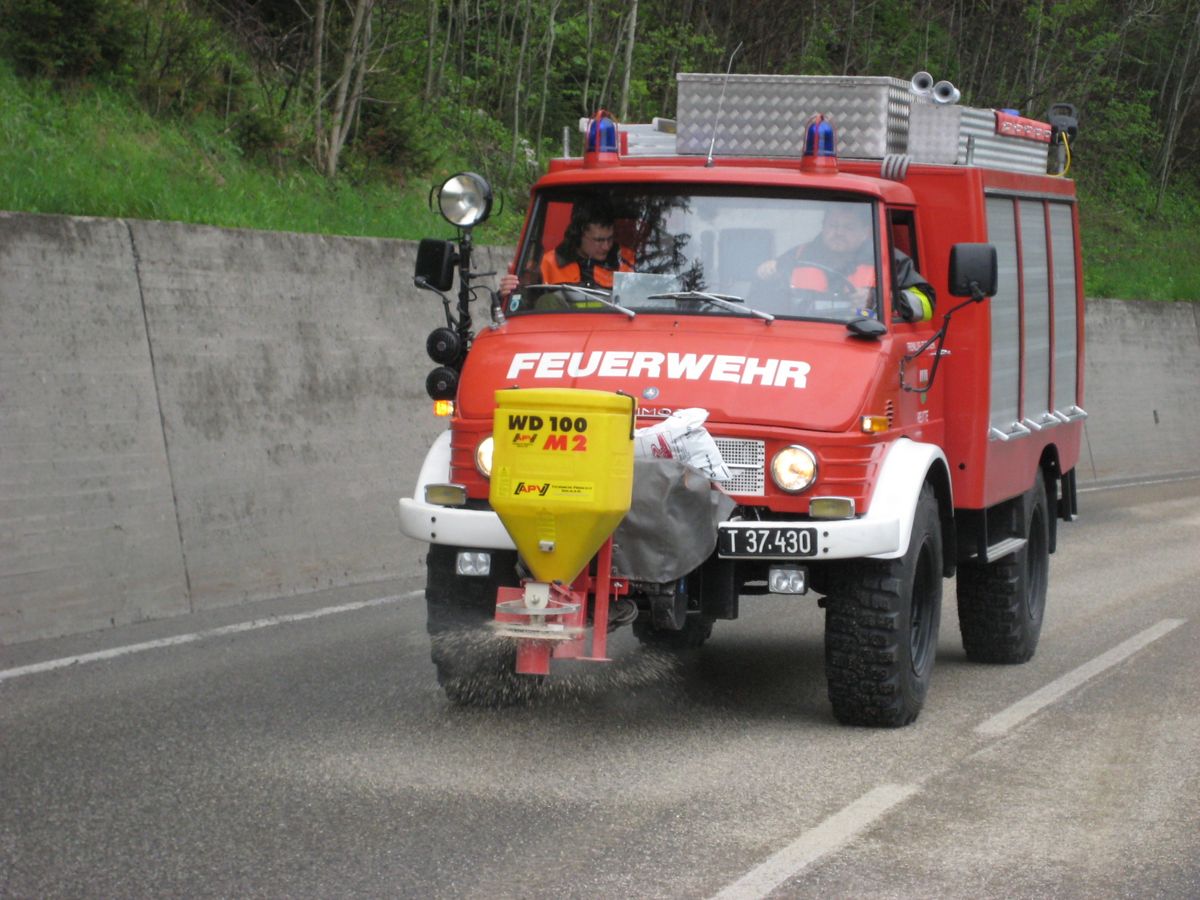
[714,437,765,496]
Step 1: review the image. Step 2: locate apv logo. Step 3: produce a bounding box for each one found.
[511,433,537,446]
[514,481,551,496]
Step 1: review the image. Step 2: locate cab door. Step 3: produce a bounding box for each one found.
[886,206,944,442]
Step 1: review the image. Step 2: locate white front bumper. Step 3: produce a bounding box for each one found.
[398,433,945,561]
[400,495,898,559]
[398,496,515,549]
[397,429,516,550]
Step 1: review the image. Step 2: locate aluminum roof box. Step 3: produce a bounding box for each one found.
[674,72,1052,174]
[676,73,912,159]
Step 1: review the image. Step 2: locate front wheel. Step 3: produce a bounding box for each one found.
[957,475,1050,664]
[823,483,943,727]
[424,545,543,706]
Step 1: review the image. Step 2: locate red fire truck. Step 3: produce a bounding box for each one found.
[402,73,1085,726]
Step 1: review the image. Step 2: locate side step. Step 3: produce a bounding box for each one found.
[966,536,1027,564]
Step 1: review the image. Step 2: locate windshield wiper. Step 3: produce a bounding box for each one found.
[523,284,636,318]
[648,290,775,322]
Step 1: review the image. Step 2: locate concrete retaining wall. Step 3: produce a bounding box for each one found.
[2,212,509,643]
[1079,299,1200,483]
[1,216,189,640]
[2,211,1197,644]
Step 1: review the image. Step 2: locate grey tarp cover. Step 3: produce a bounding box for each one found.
[611,458,736,583]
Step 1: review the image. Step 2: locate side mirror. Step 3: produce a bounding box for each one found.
[415,239,458,292]
[948,243,997,298]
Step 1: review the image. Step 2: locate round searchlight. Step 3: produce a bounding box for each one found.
[437,172,493,228]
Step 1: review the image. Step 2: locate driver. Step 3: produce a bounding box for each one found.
[754,205,934,322]
[499,203,634,300]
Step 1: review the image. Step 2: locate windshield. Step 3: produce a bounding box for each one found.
[504,186,881,322]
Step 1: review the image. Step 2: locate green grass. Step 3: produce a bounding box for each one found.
[1078,183,1200,301]
[0,62,522,243]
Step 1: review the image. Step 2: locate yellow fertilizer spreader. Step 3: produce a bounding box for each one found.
[488,388,635,674]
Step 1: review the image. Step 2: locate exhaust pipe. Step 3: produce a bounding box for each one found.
[932,80,961,105]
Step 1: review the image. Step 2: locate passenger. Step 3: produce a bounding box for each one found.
[499,203,634,300]
[755,205,935,321]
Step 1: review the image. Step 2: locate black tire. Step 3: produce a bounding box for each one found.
[824,483,943,727]
[632,613,715,650]
[424,545,543,706]
[957,475,1050,664]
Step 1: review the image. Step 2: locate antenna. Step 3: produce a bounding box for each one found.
[705,41,744,168]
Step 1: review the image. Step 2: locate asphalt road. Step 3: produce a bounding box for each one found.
[2,478,1199,899]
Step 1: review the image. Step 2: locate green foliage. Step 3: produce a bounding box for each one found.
[229,107,286,161]
[0,60,490,240]
[1,0,137,79]
[1080,176,1200,301]
[1073,81,1161,210]
[630,20,722,118]
[353,74,442,174]
[128,0,241,115]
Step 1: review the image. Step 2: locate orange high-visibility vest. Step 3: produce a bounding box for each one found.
[541,247,634,288]
[789,263,875,290]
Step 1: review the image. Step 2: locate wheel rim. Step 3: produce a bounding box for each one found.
[909,539,936,673]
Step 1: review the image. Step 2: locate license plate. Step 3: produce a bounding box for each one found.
[718,526,818,558]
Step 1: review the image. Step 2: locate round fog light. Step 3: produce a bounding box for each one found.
[770,445,818,493]
[475,436,494,478]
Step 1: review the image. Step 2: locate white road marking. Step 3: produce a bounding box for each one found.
[709,783,920,900]
[1079,474,1200,493]
[975,618,1186,737]
[0,592,420,683]
[710,618,1188,897]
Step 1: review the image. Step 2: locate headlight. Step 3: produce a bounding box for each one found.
[475,436,494,478]
[438,172,493,228]
[770,445,818,493]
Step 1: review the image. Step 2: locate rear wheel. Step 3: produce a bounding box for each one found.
[424,545,543,706]
[957,475,1050,664]
[824,484,943,727]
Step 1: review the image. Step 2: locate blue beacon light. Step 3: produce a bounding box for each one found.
[801,114,838,172]
[584,109,620,167]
